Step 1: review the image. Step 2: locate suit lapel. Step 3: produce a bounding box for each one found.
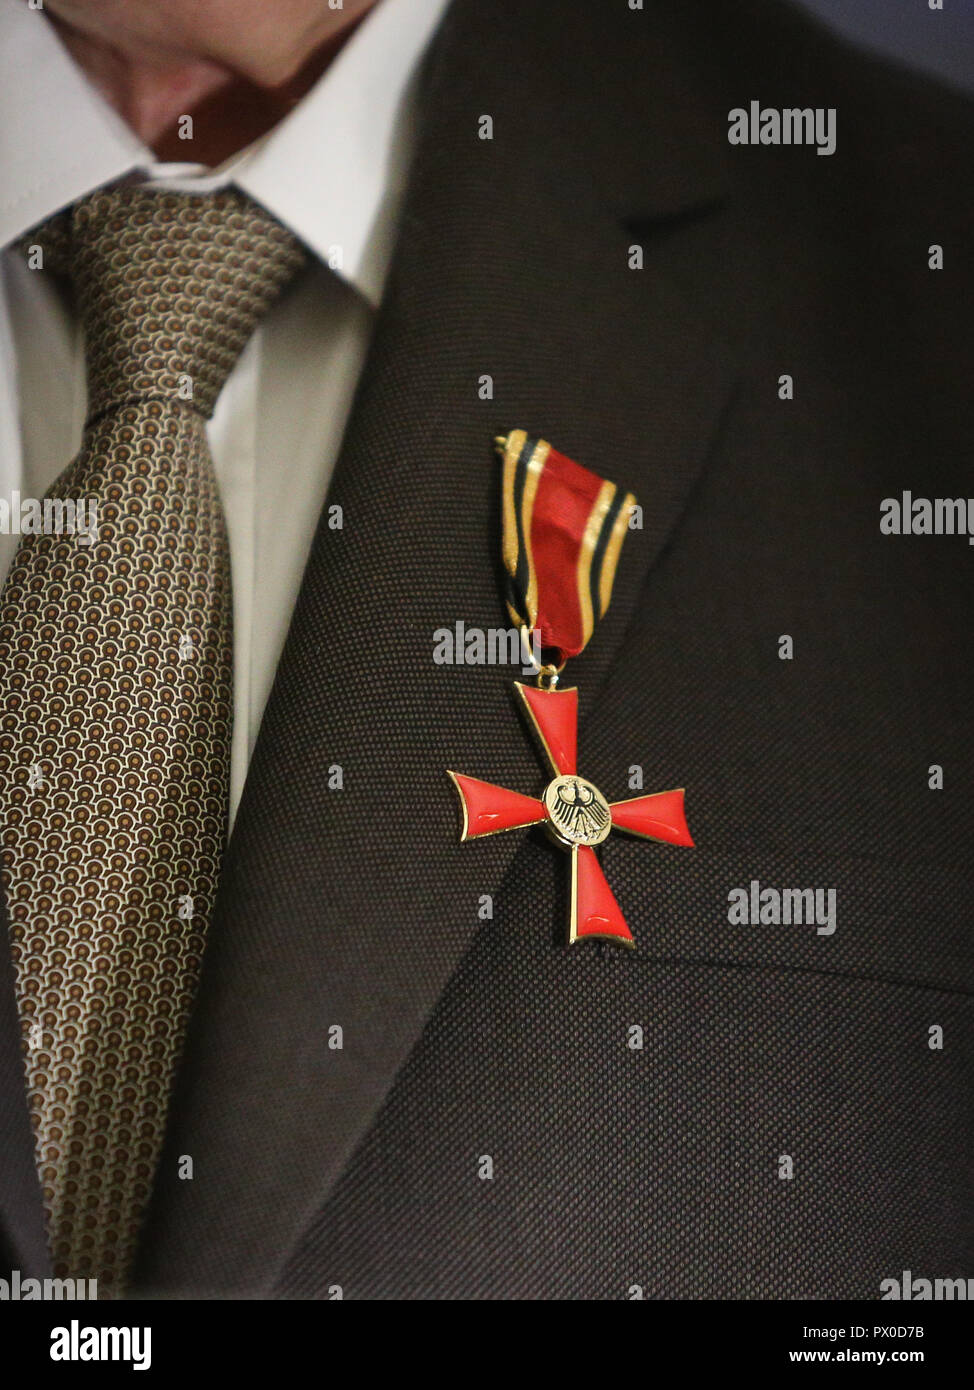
[132,0,738,1294]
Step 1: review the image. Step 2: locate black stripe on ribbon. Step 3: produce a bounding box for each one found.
[511,434,536,625]
[589,487,624,621]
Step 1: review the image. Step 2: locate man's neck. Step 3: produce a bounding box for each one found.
[50,13,367,167]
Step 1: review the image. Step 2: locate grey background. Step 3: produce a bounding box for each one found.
[794,0,974,94]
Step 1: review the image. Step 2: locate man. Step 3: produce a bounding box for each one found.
[0,0,971,1300]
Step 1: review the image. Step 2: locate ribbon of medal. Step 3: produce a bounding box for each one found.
[448,430,694,948]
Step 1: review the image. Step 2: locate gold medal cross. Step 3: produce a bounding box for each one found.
[448,682,693,947]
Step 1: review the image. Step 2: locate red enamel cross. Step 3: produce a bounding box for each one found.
[448,682,694,948]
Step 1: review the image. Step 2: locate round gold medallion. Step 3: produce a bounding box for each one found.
[543,774,612,847]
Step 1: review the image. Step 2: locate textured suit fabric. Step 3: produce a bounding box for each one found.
[2,0,972,1299]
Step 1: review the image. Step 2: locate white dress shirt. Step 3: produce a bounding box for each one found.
[0,0,450,825]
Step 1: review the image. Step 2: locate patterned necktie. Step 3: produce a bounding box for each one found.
[0,187,306,1294]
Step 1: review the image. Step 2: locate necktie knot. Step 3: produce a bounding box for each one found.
[32,186,307,420]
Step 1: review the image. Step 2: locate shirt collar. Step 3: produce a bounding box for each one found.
[0,1,148,246]
[0,0,451,307]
